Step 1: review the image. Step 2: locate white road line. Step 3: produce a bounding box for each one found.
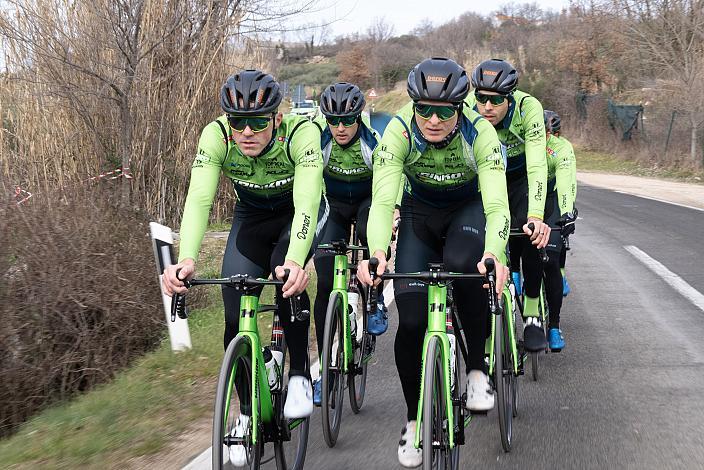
[625,245,704,312]
[183,280,396,470]
[612,190,704,212]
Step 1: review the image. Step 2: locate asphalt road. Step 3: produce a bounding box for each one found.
[189,184,704,470]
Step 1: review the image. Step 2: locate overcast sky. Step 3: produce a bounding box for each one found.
[291,0,571,39]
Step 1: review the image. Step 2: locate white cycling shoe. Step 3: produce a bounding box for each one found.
[398,420,422,468]
[227,414,249,467]
[284,375,313,419]
[466,370,495,411]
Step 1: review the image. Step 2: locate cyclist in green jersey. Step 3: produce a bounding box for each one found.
[543,110,577,350]
[161,70,325,465]
[310,82,400,406]
[357,57,510,468]
[467,59,551,352]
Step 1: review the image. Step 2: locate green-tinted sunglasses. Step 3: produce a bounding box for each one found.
[413,103,458,121]
[326,115,358,127]
[227,115,273,133]
[474,92,507,106]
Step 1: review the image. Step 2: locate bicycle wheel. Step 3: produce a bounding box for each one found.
[422,336,451,470]
[494,312,513,452]
[321,291,345,447]
[348,286,369,413]
[273,338,310,470]
[212,335,261,469]
[449,328,462,470]
[507,295,520,418]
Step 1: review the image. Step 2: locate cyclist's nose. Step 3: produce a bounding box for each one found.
[428,113,441,125]
[337,123,345,131]
[242,125,254,136]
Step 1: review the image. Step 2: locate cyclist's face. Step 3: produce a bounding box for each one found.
[475,91,509,126]
[414,100,458,143]
[328,120,359,146]
[231,112,283,157]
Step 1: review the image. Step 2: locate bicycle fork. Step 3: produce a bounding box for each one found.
[414,283,457,450]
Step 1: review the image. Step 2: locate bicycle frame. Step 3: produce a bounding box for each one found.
[487,288,518,376]
[222,293,273,446]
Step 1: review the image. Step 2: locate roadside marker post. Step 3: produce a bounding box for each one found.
[150,222,192,351]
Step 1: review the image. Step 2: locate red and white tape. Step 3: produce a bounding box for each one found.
[14,186,33,205]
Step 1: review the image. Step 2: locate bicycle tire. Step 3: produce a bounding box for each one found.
[422,336,451,470]
[321,291,345,447]
[274,337,310,470]
[494,312,513,452]
[449,323,462,470]
[508,295,520,418]
[212,335,261,469]
[348,286,369,413]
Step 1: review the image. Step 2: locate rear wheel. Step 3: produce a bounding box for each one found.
[349,286,370,413]
[321,292,345,447]
[212,336,261,469]
[422,336,452,470]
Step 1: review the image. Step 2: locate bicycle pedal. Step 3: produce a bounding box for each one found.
[468,409,488,416]
[550,348,562,353]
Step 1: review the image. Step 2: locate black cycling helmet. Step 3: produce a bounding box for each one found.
[544,109,562,134]
[320,82,365,117]
[220,69,282,115]
[407,57,469,104]
[471,59,518,95]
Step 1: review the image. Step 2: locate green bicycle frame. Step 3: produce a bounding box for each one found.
[331,253,354,374]
[414,283,456,449]
[222,294,273,446]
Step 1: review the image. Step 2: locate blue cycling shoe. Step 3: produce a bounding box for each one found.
[562,277,571,297]
[548,328,565,351]
[512,271,522,296]
[367,292,389,336]
[312,378,322,407]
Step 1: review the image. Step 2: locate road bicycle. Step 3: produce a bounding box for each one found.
[316,231,375,447]
[171,271,309,469]
[369,257,519,468]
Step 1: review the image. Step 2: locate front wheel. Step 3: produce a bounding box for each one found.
[321,292,345,447]
[274,338,309,470]
[494,312,513,452]
[212,335,261,469]
[422,336,452,470]
[349,286,370,413]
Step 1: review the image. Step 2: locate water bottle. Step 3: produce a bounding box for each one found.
[347,291,359,338]
[446,308,456,390]
[263,346,283,390]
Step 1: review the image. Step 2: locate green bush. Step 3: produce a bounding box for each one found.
[277,62,340,89]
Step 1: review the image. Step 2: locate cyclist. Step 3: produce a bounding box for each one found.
[357,57,510,468]
[543,110,577,350]
[467,58,551,352]
[161,70,325,465]
[310,82,400,406]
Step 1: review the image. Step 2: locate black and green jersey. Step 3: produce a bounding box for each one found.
[178,114,323,266]
[466,89,547,220]
[367,101,510,258]
[546,134,577,214]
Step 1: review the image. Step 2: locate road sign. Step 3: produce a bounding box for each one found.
[368,88,378,99]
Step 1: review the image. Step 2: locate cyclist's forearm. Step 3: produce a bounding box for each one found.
[285,163,323,267]
[368,165,403,255]
[555,164,575,214]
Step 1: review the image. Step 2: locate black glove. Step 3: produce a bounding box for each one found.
[556,211,577,237]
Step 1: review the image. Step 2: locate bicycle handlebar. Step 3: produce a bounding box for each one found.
[509,222,549,263]
[366,258,503,315]
[170,269,307,323]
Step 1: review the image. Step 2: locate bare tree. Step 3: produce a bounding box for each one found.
[605,0,704,164]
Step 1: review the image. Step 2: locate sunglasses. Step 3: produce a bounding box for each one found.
[227,115,273,133]
[474,92,507,106]
[413,103,458,121]
[326,115,358,127]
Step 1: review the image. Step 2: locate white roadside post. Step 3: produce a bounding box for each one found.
[150,222,192,351]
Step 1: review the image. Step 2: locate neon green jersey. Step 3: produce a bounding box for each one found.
[367,101,510,259]
[178,114,323,266]
[546,134,577,214]
[466,89,548,220]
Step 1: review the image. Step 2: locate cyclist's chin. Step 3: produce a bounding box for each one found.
[423,130,451,143]
[334,134,350,144]
[238,143,264,156]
